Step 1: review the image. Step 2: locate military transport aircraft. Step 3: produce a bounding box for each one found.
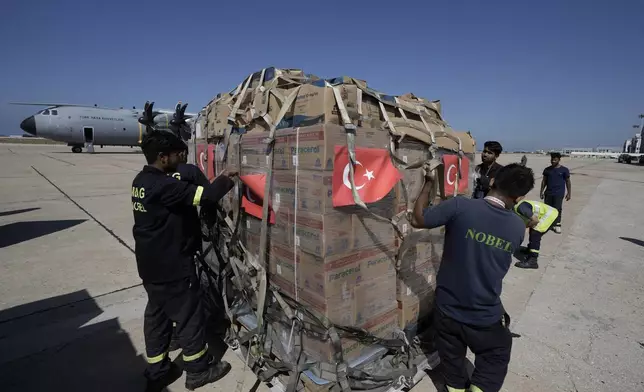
[14,102,196,153]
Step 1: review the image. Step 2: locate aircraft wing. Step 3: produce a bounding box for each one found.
[156,109,198,118]
[9,102,92,108]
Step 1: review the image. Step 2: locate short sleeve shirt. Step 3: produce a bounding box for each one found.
[543,166,570,197]
[423,197,526,326]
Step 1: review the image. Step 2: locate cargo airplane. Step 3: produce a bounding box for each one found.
[14,102,196,153]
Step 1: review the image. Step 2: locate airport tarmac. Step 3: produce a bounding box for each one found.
[0,144,642,392]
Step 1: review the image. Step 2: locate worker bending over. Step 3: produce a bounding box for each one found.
[132,131,236,391]
[513,200,559,269]
[411,163,535,392]
[473,141,503,199]
[540,152,571,234]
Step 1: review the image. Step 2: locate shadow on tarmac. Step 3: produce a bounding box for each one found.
[0,207,40,217]
[619,237,644,248]
[0,289,156,392]
[0,219,87,248]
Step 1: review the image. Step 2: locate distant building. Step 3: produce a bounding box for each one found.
[561,147,593,154]
[595,146,621,153]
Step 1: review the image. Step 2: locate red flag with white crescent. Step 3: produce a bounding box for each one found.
[239,174,276,224]
[442,155,470,195]
[332,146,402,207]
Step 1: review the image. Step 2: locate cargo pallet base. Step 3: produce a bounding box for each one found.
[227,307,440,392]
[195,238,441,392]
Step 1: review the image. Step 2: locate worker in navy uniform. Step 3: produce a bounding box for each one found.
[540,152,571,234]
[473,141,504,199]
[411,163,535,392]
[132,131,236,391]
[166,143,211,353]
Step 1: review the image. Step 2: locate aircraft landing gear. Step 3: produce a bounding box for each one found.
[71,146,83,153]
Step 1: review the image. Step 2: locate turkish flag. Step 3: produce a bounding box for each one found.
[196,143,208,175]
[332,146,402,207]
[442,155,470,196]
[206,144,216,182]
[239,174,276,224]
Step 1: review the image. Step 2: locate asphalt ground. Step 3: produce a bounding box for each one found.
[0,144,642,392]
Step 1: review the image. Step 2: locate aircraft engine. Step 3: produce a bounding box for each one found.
[138,101,192,141]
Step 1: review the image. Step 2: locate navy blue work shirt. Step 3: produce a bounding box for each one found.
[422,197,525,326]
[543,166,570,197]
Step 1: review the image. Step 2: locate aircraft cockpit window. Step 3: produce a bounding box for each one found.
[42,109,50,115]
[51,109,58,115]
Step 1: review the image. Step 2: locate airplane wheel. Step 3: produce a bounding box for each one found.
[72,146,82,153]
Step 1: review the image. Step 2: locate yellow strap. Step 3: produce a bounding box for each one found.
[193,186,204,206]
[146,352,167,364]
[470,386,484,392]
[446,387,466,392]
[183,344,208,362]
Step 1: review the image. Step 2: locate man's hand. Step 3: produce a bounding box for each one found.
[565,193,571,201]
[220,169,238,178]
[527,215,539,229]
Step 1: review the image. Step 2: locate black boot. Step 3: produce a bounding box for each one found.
[145,362,183,392]
[515,255,539,269]
[185,358,232,391]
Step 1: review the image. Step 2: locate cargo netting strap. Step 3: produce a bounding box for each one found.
[228,73,253,125]
[263,292,416,391]
[256,86,302,346]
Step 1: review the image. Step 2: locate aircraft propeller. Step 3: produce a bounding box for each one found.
[138,101,157,133]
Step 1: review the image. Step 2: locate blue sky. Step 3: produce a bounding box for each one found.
[1,0,642,150]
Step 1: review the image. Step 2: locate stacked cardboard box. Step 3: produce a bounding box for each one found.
[203,67,476,362]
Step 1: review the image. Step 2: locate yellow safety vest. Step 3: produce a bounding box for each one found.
[514,200,559,233]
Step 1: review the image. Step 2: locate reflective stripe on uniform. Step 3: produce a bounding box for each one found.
[193,186,204,206]
[529,249,540,254]
[446,386,466,392]
[534,204,558,232]
[515,200,558,233]
[146,352,167,364]
[470,386,484,392]
[183,344,208,362]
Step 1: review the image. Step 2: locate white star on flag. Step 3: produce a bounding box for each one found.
[363,169,375,181]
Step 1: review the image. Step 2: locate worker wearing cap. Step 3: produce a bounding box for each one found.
[513,200,559,269]
[473,141,504,199]
[411,162,535,392]
[132,131,236,391]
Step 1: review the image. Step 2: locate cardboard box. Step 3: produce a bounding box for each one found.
[397,291,435,329]
[269,244,397,326]
[396,261,436,301]
[252,86,296,131]
[240,130,291,170]
[350,197,398,249]
[298,306,399,363]
[243,209,292,247]
[272,170,335,214]
[284,124,390,171]
[292,210,352,258]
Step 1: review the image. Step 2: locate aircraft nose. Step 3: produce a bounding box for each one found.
[20,116,36,136]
